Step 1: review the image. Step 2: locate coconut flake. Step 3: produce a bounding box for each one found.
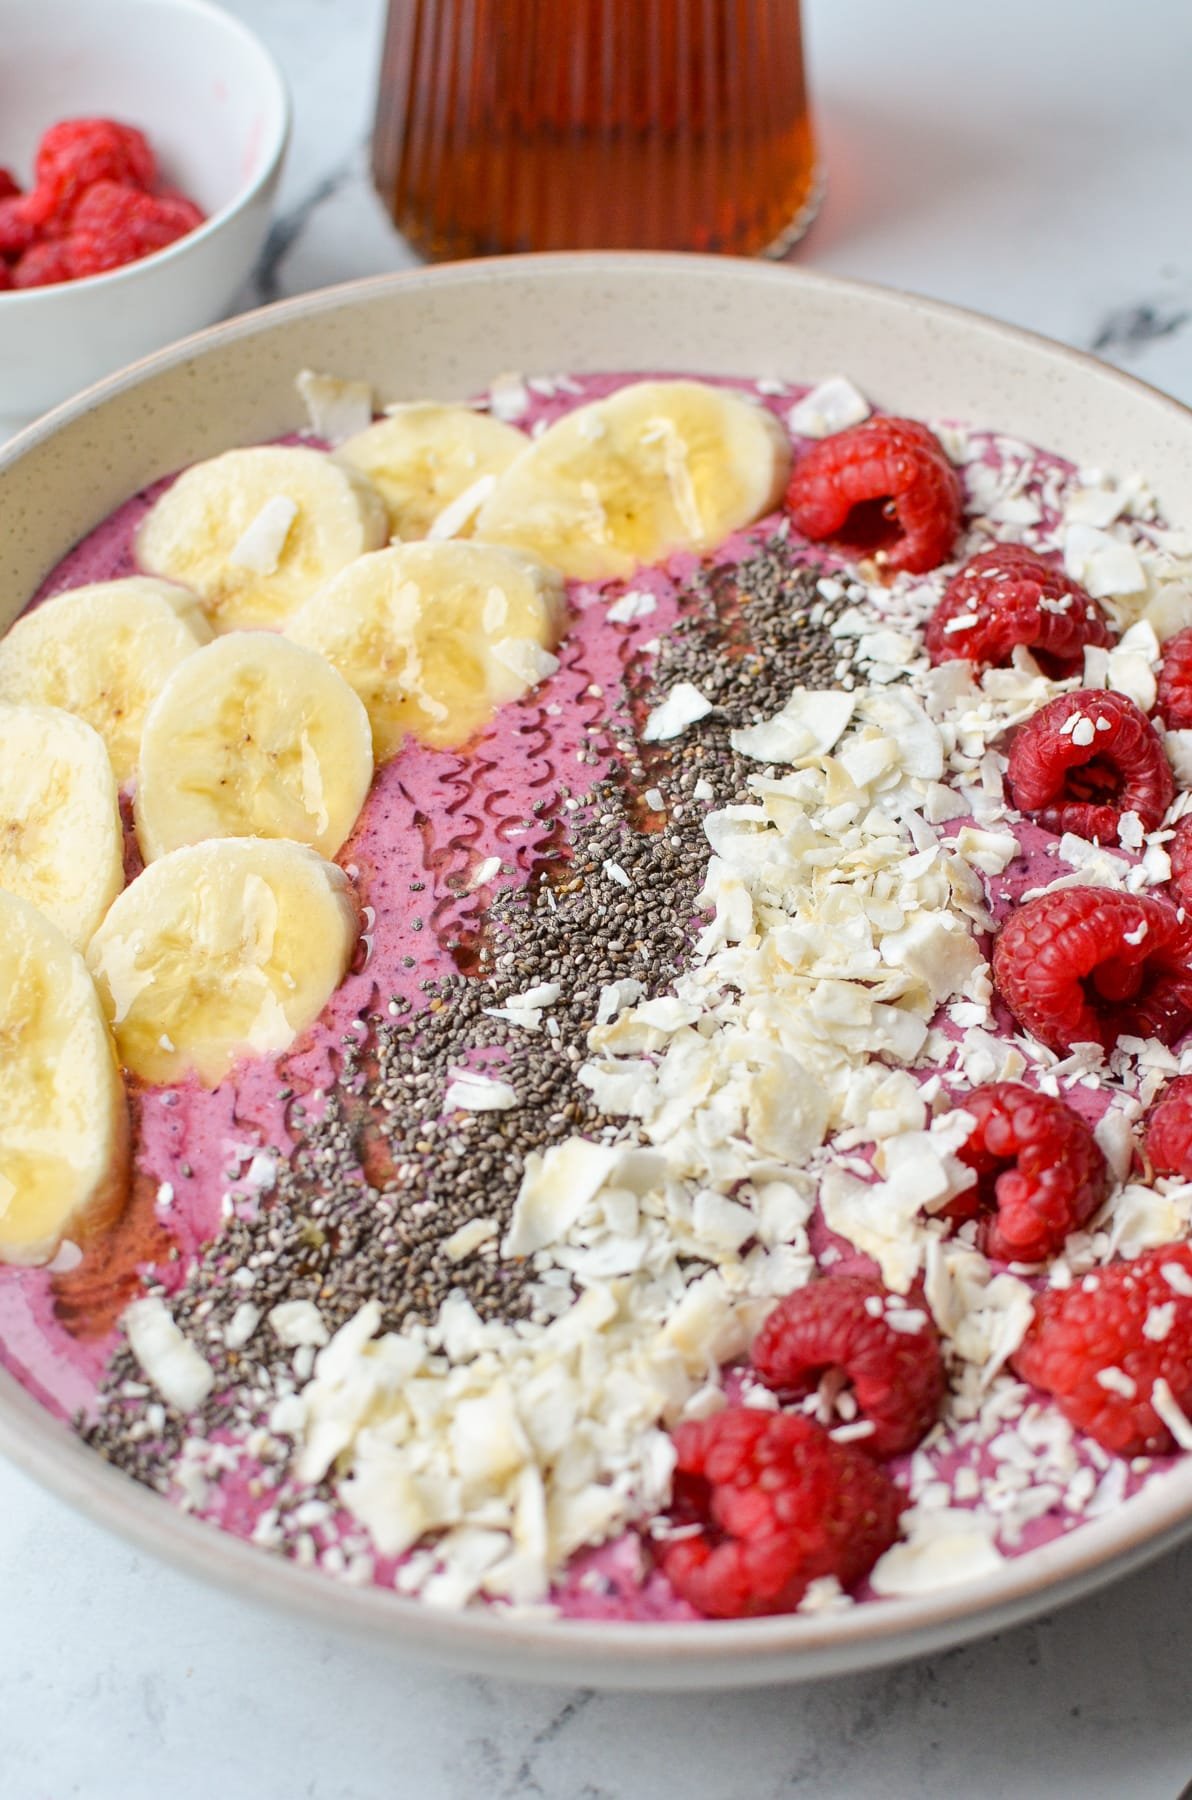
[227,496,299,575]
[427,473,498,541]
[296,369,373,444]
[642,682,714,743]
[869,1508,1003,1596]
[730,689,855,765]
[491,639,560,687]
[788,377,871,439]
[444,1069,519,1112]
[123,1297,215,1412]
[606,589,657,624]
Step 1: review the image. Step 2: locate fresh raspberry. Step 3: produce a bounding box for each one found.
[993,886,1192,1055]
[0,169,20,202]
[1155,626,1192,730]
[66,181,203,276]
[1168,814,1192,913]
[659,1407,904,1618]
[1006,688,1173,843]
[0,196,36,259]
[151,190,207,233]
[785,416,963,576]
[1011,1242,1192,1456]
[1144,1076,1192,1178]
[750,1275,945,1458]
[11,240,75,289]
[924,543,1114,676]
[0,261,10,292]
[946,1082,1108,1263]
[26,118,156,233]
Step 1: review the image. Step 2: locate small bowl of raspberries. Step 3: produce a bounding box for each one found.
[0,0,289,432]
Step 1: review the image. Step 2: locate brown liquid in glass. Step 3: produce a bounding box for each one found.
[372,0,819,260]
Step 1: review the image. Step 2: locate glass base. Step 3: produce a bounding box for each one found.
[757,163,826,261]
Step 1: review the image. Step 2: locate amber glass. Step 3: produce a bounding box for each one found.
[371,0,820,260]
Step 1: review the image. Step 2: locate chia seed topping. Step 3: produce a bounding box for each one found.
[80,540,857,1486]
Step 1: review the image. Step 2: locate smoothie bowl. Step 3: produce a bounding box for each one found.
[4,257,1192,1688]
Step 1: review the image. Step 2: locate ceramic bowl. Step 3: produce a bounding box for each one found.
[0,0,289,435]
[3,255,1192,1690]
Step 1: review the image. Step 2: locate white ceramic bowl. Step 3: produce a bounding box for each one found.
[3,256,1192,1690]
[0,0,289,435]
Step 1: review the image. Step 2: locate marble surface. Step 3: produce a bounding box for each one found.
[6,0,1192,1794]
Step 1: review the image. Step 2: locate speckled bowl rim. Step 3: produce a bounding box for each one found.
[3,254,1192,1691]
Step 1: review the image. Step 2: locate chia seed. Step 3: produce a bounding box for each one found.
[79,540,858,1487]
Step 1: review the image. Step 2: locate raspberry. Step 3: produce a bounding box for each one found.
[11,240,75,289]
[1169,814,1192,912]
[993,886,1192,1055]
[924,543,1114,677]
[0,262,10,292]
[0,196,36,259]
[1155,626,1192,730]
[659,1408,903,1618]
[0,169,20,202]
[66,182,203,277]
[947,1082,1108,1263]
[785,416,963,576]
[1145,1076,1192,1178]
[26,118,156,233]
[750,1275,945,1458]
[1012,1242,1192,1456]
[1006,689,1173,843]
[151,190,207,233]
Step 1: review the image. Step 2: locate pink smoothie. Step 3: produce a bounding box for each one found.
[0,372,1180,1624]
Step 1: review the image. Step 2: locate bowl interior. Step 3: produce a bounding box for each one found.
[4,256,1192,1689]
[0,0,287,218]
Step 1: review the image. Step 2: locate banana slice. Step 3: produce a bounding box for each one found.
[87,839,360,1088]
[135,633,374,863]
[286,540,566,759]
[0,703,123,949]
[136,446,390,633]
[0,577,211,786]
[0,890,129,1267]
[473,379,791,580]
[336,403,527,540]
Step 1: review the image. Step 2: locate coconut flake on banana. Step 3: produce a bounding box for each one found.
[0,577,210,787]
[336,402,527,541]
[87,839,360,1088]
[0,703,123,949]
[135,633,374,862]
[0,890,129,1267]
[472,379,792,581]
[286,540,566,759]
[136,445,389,633]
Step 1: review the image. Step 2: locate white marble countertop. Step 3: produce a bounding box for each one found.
[6,0,1192,1794]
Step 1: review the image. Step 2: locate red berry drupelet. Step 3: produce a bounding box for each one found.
[750,1275,945,1458]
[785,416,963,577]
[1169,815,1192,913]
[660,1408,904,1618]
[1156,626,1192,730]
[0,196,35,260]
[1012,1242,1192,1456]
[947,1083,1108,1263]
[924,543,1114,676]
[993,886,1192,1055]
[0,169,19,203]
[1145,1076,1192,1179]
[12,240,75,290]
[1006,688,1173,844]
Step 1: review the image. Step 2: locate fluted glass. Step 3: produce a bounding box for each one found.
[371,0,820,260]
